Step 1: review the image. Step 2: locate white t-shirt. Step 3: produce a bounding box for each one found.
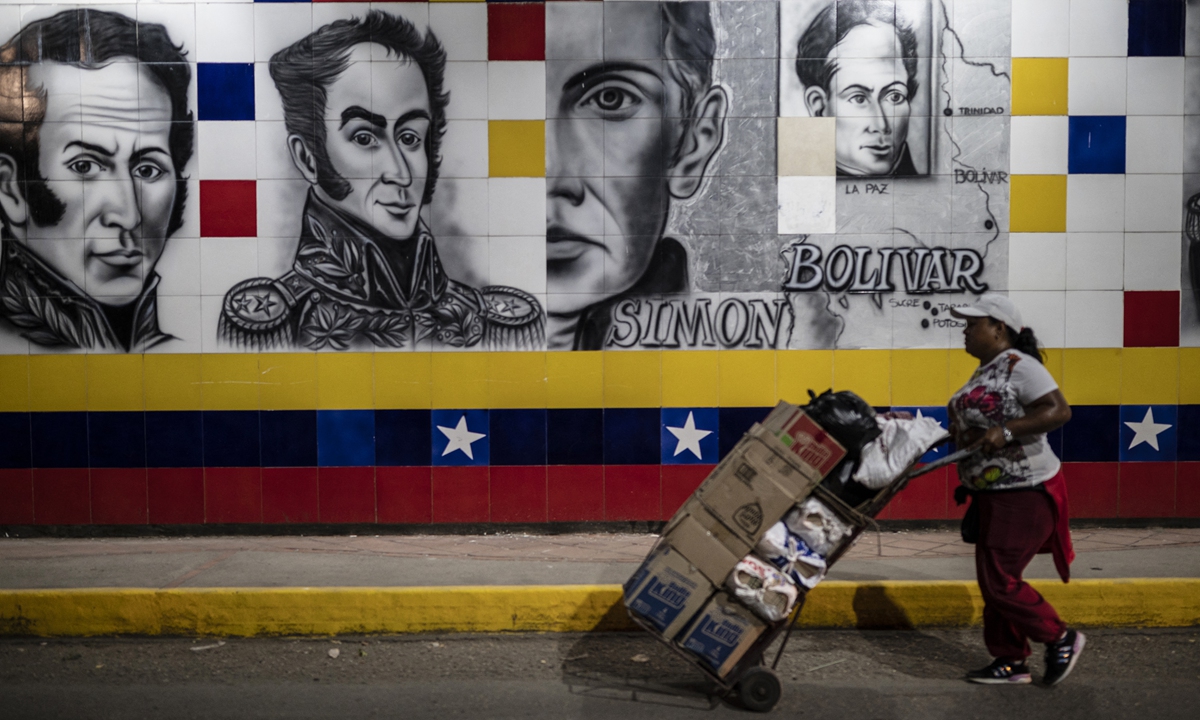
[949,349,1061,490]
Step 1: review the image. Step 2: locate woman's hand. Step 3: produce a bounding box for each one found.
[977,425,1008,453]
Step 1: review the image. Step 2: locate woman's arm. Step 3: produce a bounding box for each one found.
[976,389,1072,452]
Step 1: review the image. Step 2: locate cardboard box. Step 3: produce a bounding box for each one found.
[662,510,745,586]
[760,404,846,479]
[624,545,715,640]
[679,593,768,678]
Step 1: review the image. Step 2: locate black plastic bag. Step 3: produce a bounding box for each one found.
[804,389,883,507]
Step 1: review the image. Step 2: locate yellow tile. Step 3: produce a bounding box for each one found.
[832,350,891,406]
[86,355,144,411]
[1061,348,1121,405]
[948,349,980,391]
[432,352,489,408]
[1121,348,1178,405]
[375,353,432,409]
[316,353,374,409]
[489,120,545,177]
[1181,349,1200,404]
[1042,348,1064,388]
[1011,57,1068,115]
[201,354,260,411]
[604,351,661,408]
[144,355,203,411]
[0,355,30,412]
[718,351,776,407]
[1010,175,1067,232]
[777,117,835,176]
[489,352,547,409]
[776,350,833,405]
[661,351,718,407]
[546,351,603,408]
[28,355,87,412]
[890,349,950,406]
[259,353,317,410]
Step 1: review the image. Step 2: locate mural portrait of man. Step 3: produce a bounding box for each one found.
[0,9,194,351]
[544,1,729,351]
[221,10,543,351]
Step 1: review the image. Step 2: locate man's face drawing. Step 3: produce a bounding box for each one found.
[16,62,177,305]
[300,43,431,241]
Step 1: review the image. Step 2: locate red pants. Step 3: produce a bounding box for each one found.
[975,487,1067,661]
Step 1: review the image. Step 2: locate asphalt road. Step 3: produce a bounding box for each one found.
[2,628,1198,719]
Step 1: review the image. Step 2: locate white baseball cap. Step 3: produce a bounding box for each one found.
[949,293,1024,332]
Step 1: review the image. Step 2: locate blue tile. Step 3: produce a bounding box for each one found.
[546,409,603,465]
[604,408,660,465]
[1129,0,1185,56]
[491,409,547,466]
[260,410,318,467]
[0,413,31,469]
[87,412,146,468]
[146,412,203,468]
[198,63,255,121]
[889,407,951,462]
[1061,405,1120,462]
[718,407,770,459]
[1120,405,1177,462]
[661,408,719,465]
[202,411,260,467]
[1178,405,1200,462]
[375,410,431,466]
[30,412,88,468]
[431,410,489,467]
[1047,426,1063,459]
[1068,116,1126,174]
[317,410,375,467]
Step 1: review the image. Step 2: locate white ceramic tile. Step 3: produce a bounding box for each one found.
[1008,233,1066,290]
[256,236,295,282]
[253,3,311,62]
[1066,174,1124,233]
[0,5,20,45]
[200,237,259,297]
[153,295,203,354]
[371,1,428,39]
[254,62,284,122]
[1126,57,1186,116]
[256,179,308,242]
[1068,0,1128,57]
[136,4,197,58]
[1011,0,1069,58]
[436,236,489,289]
[1126,174,1184,232]
[195,3,254,63]
[176,178,202,241]
[1064,290,1123,348]
[1068,57,1127,115]
[197,121,257,180]
[200,294,228,353]
[488,178,547,237]
[155,236,201,297]
[1124,232,1182,291]
[432,178,489,238]
[429,2,487,62]
[1010,116,1068,175]
[1009,291,1066,348]
[1065,232,1123,290]
[1125,116,1184,175]
[778,176,836,234]
[546,0,603,61]
[444,62,489,121]
[439,120,489,179]
[255,121,297,180]
[490,236,546,294]
[488,62,546,120]
[311,3,368,30]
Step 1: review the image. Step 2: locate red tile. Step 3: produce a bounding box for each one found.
[1062,462,1119,518]
[377,466,432,524]
[661,465,713,520]
[319,467,376,524]
[887,466,948,519]
[1124,291,1179,347]
[200,180,257,237]
[1178,462,1200,518]
[262,467,319,524]
[547,465,604,522]
[147,468,204,524]
[431,466,489,523]
[1119,462,1176,518]
[490,466,547,523]
[205,467,262,524]
[90,468,147,525]
[0,468,34,524]
[605,465,660,521]
[488,3,545,61]
[32,468,90,524]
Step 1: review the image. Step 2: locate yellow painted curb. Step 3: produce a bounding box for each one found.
[1,579,1198,638]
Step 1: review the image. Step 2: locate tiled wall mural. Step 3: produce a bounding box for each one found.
[0,0,1198,526]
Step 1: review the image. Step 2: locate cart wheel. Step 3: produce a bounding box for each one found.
[737,667,781,712]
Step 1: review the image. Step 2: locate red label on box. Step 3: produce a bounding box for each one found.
[782,414,845,477]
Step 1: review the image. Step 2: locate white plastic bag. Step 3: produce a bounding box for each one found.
[756,521,827,590]
[853,415,949,489]
[725,555,799,623]
[784,498,852,557]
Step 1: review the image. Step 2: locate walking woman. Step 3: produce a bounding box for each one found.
[947,294,1085,686]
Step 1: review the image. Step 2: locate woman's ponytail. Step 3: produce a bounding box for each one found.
[1007,325,1044,364]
